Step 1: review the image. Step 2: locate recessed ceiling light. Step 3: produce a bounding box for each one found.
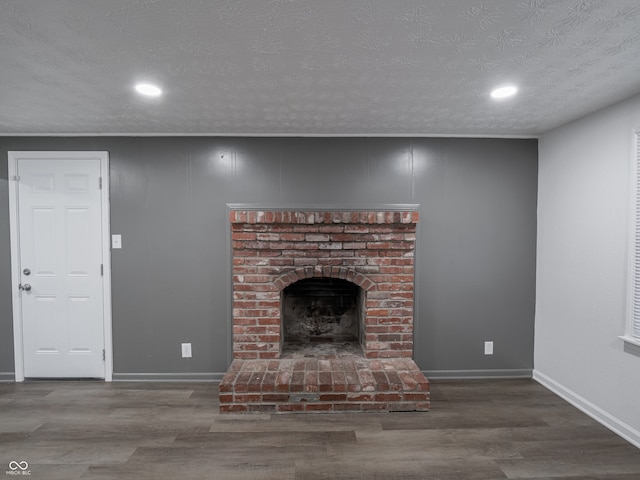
[490,85,518,100]
[135,83,162,97]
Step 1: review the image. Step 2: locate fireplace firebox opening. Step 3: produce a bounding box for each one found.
[281,277,364,356]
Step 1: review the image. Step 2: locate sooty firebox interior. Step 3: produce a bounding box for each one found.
[282,277,364,356]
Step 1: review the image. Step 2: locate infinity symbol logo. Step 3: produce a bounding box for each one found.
[8,461,29,471]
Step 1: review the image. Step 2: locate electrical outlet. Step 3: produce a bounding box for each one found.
[484,341,494,355]
[181,343,192,358]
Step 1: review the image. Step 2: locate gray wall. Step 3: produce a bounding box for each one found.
[0,137,538,379]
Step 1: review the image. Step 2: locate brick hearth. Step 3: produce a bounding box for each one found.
[221,209,430,413]
[220,355,429,413]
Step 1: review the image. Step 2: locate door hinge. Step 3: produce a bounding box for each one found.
[102,349,105,362]
[99,177,102,189]
[11,175,20,181]
[100,264,103,276]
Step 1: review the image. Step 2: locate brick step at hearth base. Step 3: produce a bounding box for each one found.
[219,356,430,414]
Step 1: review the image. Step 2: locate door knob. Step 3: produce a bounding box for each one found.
[19,284,31,292]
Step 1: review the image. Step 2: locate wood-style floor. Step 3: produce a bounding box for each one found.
[1,379,639,479]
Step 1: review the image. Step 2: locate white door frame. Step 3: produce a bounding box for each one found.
[8,151,113,382]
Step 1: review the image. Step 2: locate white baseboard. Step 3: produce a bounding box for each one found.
[533,370,640,449]
[0,372,15,382]
[424,369,532,379]
[112,372,224,382]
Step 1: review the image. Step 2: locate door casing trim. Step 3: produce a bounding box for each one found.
[8,151,113,382]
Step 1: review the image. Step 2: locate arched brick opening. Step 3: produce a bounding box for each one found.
[273,266,376,292]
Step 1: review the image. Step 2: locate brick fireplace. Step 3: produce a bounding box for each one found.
[219,209,430,413]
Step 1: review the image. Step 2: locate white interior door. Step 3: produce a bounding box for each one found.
[10,153,109,379]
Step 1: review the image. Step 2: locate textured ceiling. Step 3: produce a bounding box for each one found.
[1,0,640,136]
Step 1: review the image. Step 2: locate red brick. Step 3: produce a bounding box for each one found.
[234,394,261,403]
[262,393,290,402]
[332,372,347,392]
[317,258,344,266]
[276,370,292,392]
[372,371,389,390]
[330,233,356,241]
[280,233,305,241]
[234,342,270,352]
[319,393,348,402]
[389,258,414,266]
[257,335,280,343]
[292,225,320,233]
[219,382,233,393]
[304,371,319,392]
[344,225,369,233]
[379,266,404,274]
[240,284,278,292]
[376,350,404,358]
[367,309,390,317]
[253,250,283,258]
[347,393,374,402]
[374,393,402,402]
[333,403,362,411]
[305,403,333,412]
[233,250,258,258]
[385,371,404,391]
[257,318,279,325]
[318,372,332,391]
[291,242,319,250]
[367,242,392,249]
[290,372,304,392]
[243,326,266,335]
[259,352,280,359]
[368,326,390,334]
[269,242,295,250]
[317,225,344,233]
[256,233,280,241]
[261,372,277,391]
[232,232,257,240]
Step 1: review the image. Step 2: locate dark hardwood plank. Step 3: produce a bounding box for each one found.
[0,379,638,480]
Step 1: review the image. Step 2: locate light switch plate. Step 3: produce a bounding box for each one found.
[484,341,494,355]
[181,343,192,358]
[112,234,122,249]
